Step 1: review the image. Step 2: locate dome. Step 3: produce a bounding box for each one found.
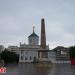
[28,32,39,38]
[28,26,39,38]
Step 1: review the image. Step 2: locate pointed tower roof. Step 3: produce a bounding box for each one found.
[28,26,39,38]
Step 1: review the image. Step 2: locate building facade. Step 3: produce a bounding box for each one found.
[8,46,19,54]
[54,46,70,63]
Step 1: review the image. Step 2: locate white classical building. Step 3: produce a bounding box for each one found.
[19,45,39,62]
[19,28,39,62]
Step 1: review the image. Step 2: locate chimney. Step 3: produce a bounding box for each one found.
[40,18,46,49]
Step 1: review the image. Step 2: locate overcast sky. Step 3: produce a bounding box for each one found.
[0,0,75,49]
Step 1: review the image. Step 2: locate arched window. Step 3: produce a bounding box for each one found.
[25,57,27,60]
[21,56,23,60]
[30,56,32,60]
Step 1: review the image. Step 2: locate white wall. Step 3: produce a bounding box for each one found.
[19,50,38,62]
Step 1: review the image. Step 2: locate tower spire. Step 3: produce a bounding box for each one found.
[33,26,35,33]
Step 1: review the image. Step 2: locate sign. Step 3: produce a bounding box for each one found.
[0,67,6,73]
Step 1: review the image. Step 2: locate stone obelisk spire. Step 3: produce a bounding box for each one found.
[41,18,46,49]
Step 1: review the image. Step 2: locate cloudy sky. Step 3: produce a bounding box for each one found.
[0,0,75,49]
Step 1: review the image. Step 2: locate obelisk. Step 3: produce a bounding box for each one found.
[41,18,46,49]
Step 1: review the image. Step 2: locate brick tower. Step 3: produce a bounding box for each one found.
[40,18,48,58]
[41,18,46,49]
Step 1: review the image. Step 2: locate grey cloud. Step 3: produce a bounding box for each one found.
[0,0,75,48]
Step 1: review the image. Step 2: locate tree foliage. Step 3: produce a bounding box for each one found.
[69,46,75,59]
[0,49,19,64]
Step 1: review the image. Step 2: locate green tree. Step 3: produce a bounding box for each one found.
[69,46,75,59]
[1,49,19,64]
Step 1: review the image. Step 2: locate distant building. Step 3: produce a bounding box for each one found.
[54,46,70,63]
[48,50,56,63]
[0,45,4,53]
[8,46,19,54]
